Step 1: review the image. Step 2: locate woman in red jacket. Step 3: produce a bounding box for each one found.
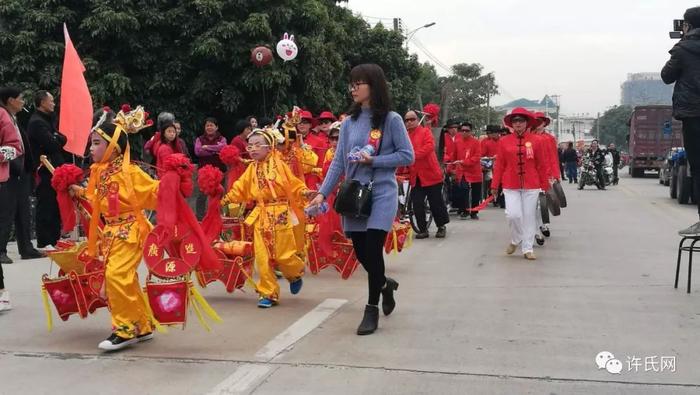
[490,107,549,260]
[404,110,449,238]
[154,118,182,178]
[447,121,483,220]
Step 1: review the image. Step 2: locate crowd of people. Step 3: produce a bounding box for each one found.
[0,62,589,347]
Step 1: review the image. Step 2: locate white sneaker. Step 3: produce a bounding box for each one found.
[41,245,58,252]
[0,290,12,312]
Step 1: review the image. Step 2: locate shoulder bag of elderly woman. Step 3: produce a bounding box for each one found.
[333,128,384,218]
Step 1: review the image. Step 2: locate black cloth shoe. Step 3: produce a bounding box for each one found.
[357,304,379,335]
[137,332,154,342]
[98,333,138,351]
[0,253,13,264]
[381,277,399,316]
[415,231,429,239]
[21,249,46,260]
[470,213,479,220]
[459,212,469,220]
[435,226,446,238]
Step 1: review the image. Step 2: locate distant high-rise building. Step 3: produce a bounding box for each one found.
[621,73,672,106]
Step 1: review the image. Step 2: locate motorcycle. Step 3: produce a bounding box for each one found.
[578,157,603,190]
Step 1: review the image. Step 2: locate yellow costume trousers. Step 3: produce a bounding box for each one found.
[104,222,152,339]
[252,205,305,301]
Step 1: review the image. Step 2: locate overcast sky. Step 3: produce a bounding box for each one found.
[345,0,693,116]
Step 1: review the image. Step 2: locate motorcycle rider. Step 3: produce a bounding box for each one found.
[585,140,606,190]
[608,143,620,184]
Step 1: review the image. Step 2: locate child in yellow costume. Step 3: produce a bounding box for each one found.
[221,129,311,308]
[69,108,159,351]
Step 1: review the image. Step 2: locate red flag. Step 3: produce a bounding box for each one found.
[59,24,93,157]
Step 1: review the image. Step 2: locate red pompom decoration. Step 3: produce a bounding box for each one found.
[51,164,85,234]
[219,145,242,167]
[103,105,111,113]
[423,103,441,126]
[163,153,193,174]
[51,164,84,192]
[121,104,132,113]
[197,165,224,197]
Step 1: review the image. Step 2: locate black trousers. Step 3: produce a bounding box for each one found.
[410,179,449,232]
[682,117,700,217]
[0,172,33,255]
[349,229,388,306]
[453,179,482,212]
[35,170,61,247]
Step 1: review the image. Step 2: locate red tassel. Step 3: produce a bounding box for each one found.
[197,165,224,243]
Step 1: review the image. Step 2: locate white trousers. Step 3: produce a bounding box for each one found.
[503,189,540,254]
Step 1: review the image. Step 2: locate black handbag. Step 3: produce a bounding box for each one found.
[333,126,384,219]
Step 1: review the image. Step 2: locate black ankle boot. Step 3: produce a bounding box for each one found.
[381,277,399,316]
[357,304,379,335]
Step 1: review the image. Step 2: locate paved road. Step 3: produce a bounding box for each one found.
[1,171,700,394]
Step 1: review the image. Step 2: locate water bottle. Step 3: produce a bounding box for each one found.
[304,202,328,217]
[347,144,375,161]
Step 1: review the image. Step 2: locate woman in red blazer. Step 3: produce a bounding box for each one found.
[404,110,449,239]
[491,107,549,260]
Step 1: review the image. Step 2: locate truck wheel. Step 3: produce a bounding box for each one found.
[670,167,678,199]
[631,168,644,178]
[678,165,692,204]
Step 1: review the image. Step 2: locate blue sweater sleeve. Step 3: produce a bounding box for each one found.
[372,112,415,168]
[318,121,348,198]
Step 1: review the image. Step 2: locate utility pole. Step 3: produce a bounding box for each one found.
[596,112,600,140]
[550,94,561,139]
[486,88,491,126]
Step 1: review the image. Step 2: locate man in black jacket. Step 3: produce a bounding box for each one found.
[27,91,67,249]
[663,6,700,235]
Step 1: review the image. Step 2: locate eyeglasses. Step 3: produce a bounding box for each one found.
[348,82,368,92]
[246,143,270,151]
[511,117,527,123]
[319,119,333,124]
[299,119,311,125]
[404,117,417,122]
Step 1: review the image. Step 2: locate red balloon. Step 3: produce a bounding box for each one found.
[251,46,273,67]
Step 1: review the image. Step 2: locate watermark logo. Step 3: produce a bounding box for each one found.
[596,351,676,374]
[595,351,622,374]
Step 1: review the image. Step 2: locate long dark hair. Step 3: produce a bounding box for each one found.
[159,125,179,150]
[348,64,391,129]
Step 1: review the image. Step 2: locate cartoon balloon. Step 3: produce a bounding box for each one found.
[251,46,273,67]
[276,33,298,62]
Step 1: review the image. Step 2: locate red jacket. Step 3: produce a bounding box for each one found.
[304,132,329,166]
[0,107,23,182]
[442,133,458,175]
[406,126,443,187]
[156,142,182,178]
[480,138,499,158]
[539,132,560,180]
[448,135,483,183]
[492,131,549,191]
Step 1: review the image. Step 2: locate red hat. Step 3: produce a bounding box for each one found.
[318,111,336,121]
[532,111,551,127]
[299,110,314,122]
[503,107,537,128]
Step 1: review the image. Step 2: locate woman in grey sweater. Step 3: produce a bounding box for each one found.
[311,64,415,335]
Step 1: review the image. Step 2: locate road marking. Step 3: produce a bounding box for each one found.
[255,298,347,361]
[207,298,347,395]
[207,364,275,395]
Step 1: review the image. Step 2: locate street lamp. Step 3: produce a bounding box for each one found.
[405,22,436,47]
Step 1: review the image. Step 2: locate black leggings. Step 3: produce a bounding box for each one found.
[349,229,388,305]
[682,118,700,217]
